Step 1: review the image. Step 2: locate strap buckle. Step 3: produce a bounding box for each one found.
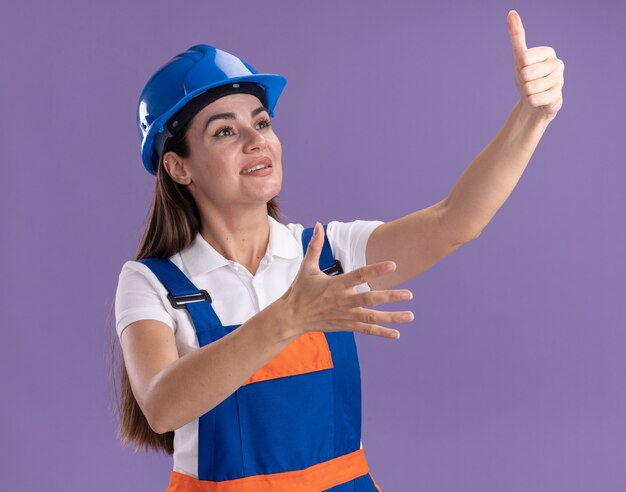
[322,260,344,277]
[167,290,212,310]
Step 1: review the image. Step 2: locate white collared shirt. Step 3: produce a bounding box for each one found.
[114,215,384,478]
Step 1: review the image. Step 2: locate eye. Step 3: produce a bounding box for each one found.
[257,118,271,129]
[215,126,234,137]
[214,118,271,138]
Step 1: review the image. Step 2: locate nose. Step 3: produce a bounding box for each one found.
[242,124,267,153]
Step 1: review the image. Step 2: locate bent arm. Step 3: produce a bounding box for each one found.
[122,298,297,434]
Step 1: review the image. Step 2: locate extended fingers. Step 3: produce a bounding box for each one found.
[338,288,413,309]
[333,319,401,339]
[339,306,414,326]
[336,261,397,289]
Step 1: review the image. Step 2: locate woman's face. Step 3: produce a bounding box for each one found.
[170,93,283,212]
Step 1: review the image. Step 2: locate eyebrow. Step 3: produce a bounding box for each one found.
[203,106,269,133]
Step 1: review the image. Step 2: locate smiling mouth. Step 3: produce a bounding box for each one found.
[240,164,273,175]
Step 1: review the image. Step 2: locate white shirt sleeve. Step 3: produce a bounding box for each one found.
[325,219,385,292]
[114,260,177,340]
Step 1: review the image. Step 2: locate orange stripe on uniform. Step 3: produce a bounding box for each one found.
[243,331,333,385]
[166,449,371,492]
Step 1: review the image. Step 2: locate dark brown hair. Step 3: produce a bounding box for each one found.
[111,113,286,454]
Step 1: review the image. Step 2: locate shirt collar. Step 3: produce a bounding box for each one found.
[180,215,301,278]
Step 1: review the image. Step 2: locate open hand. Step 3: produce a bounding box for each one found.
[280,222,414,339]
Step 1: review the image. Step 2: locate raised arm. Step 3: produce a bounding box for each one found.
[365,11,564,291]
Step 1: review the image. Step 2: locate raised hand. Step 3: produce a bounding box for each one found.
[508,10,564,119]
[280,222,414,339]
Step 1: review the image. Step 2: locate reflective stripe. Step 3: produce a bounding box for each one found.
[166,449,371,492]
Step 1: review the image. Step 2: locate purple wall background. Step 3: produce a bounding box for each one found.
[2,0,624,490]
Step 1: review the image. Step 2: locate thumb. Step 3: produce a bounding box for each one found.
[303,222,324,271]
[507,10,527,61]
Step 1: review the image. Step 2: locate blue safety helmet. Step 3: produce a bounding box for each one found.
[137,44,287,175]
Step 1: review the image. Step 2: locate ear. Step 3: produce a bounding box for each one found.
[163,152,192,185]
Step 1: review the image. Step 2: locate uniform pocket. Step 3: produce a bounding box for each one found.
[195,325,334,385]
[244,331,334,385]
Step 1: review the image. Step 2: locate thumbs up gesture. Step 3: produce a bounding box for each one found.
[508,10,564,119]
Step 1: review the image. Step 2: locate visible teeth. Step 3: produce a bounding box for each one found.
[242,164,270,174]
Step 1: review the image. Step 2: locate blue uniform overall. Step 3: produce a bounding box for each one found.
[139,224,383,492]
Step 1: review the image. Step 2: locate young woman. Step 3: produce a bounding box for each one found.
[115,12,563,491]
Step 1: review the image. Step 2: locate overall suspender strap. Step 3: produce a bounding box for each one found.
[138,223,343,334]
[138,257,222,329]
